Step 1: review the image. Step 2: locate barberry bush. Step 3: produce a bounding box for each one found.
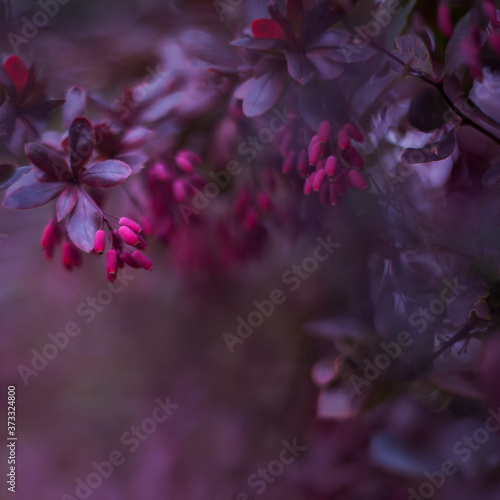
[3,0,500,499]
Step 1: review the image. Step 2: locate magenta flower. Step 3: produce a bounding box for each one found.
[2,117,131,252]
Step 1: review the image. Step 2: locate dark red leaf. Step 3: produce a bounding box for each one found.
[242,70,285,117]
[251,19,286,40]
[285,52,315,85]
[80,160,132,188]
[25,143,72,181]
[231,37,290,51]
[2,170,66,210]
[56,185,78,221]
[3,56,28,92]
[66,191,103,252]
[63,86,86,127]
[69,117,95,175]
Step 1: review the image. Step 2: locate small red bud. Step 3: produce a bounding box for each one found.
[106,249,118,281]
[118,217,142,234]
[175,150,201,173]
[437,4,454,38]
[338,130,350,150]
[330,184,339,205]
[282,150,297,174]
[173,179,187,202]
[94,229,106,254]
[325,156,338,177]
[347,170,368,190]
[347,146,364,169]
[318,121,331,143]
[131,250,153,271]
[118,226,140,247]
[304,173,315,195]
[313,169,326,191]
[309,142,322,166]
[343,123,364,143]
[120,250,141,269]
[297,149,308,177]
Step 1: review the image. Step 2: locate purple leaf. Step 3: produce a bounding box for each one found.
[285,52,315,85]
[63,86,86,127]
[242,70,285,118]
[402,133,456,164]
[307,30,351,50]
[66,192,103,252]
[2,170,66,210]
[80,160,132,188]
[118,153,148,174]
[69,117,95,175]
[25,143,72,181]
[231,37,290,51]
[394,35,433,75]
[56,185,78,222]
[306,52,344,80]
[0,166,31,192]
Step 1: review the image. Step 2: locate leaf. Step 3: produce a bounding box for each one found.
[66,192,103,252]
[63,86,86,127]
[27,99,65,118]
[251,19,286,40]
[80,160,132,188]
[317,385,363,420]
[306,51,344,80]
[393,35,433,75]
[0,166,31,192]
[3,55,28,92]
[118,153,148,174]
[324,45,376,63]
[231,37,289,51]
[401,133,456,164]
[182,30,241,72]
[69,117,95,175]
[307,30,351,50]
[242,70,285,117]
[352,72,399,118]
[2,170,66,210]
[56,185,78,222]
[25,143,72,180]
[446,276,491,327]
[285,52,315,85]
[444,12,472,77]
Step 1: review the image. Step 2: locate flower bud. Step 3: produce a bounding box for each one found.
[483,1,499,28]
[347,146,364,169]
[329,184,339,205]
[304,173,315,195]
[41,219,60,259]
[309,142,322,166]
[437,4,454,38]
[131,250,153,271]
[282,150,296,174]
[489,30,500,56]
[257,192,272,212]
[94,229,106,254]
[297,149,308,177]
[313,169,326,191]
[175,150,202,173]
[62,242,82,270]
[118,217,142,234]
[106,249,118,281]
[325,156,338,177]
[120,250,140,269]
[318,121,331,143]
[347,170,368,190]
[172,179,187,202]
[338,130,350,150]
[119,225,140,247]
[343,123,364,143]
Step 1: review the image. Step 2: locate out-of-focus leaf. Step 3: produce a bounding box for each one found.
[63,86,86,127]
[446,276,490,326]
[444,12,472,77]
[56,185,78,222]
[2,170,65,209]
[25,143,72,180]
[69,117,95,175]
[182,30,241,72]
[429,370,482,399]
[242,70,285,117]
[401,132,455,164]
[118,153,148,174]
[317,385,363,420]
[80,160,131,188]
[285,52,315,84]
[66,192,103,252]
[27,99,65,118]
[306,51,344,80]
[408,88,449,132]
[352,72,399,118]
[232,37,290,51]
[307,30,351,50]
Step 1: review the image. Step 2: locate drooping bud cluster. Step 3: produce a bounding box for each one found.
[94,217,152,282]
[40,217,83,270]
[281,120,367,205]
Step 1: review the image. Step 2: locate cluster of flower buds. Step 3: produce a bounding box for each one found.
[41,218,83,270]
[94,217,152,282]
[484,0,500,56]
[281,120,367,205]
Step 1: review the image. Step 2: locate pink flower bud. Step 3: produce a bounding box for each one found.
[325,156,338,177]
[343,123,364,143]
[243,208,259,231]
[173,179,187,202]
[308,135,319,157]
[94,229,106,254]
[140,216,153,234]
[280,133,293,157]
[106,249,118,281]
[437,4,454,38]
[318,121,331,143]
[150,162,171,182]
[282,150,297,174]
[136,234,146,250]
[313,169,326,191]
[175,150,201,173]
[347,146,364,169]
[335,174,346,196]
[297,149,308,177]
[120,250,140,269]
[309,142,322,166]
[131,250,152,270]
[119,226,140,247]
[304,173,315,195]
[119,217,142,234]
[257,192,272,212]
[347,170,368,190]
[338,130,350,150]
[41,219,60,259]
[62,242,74,270]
